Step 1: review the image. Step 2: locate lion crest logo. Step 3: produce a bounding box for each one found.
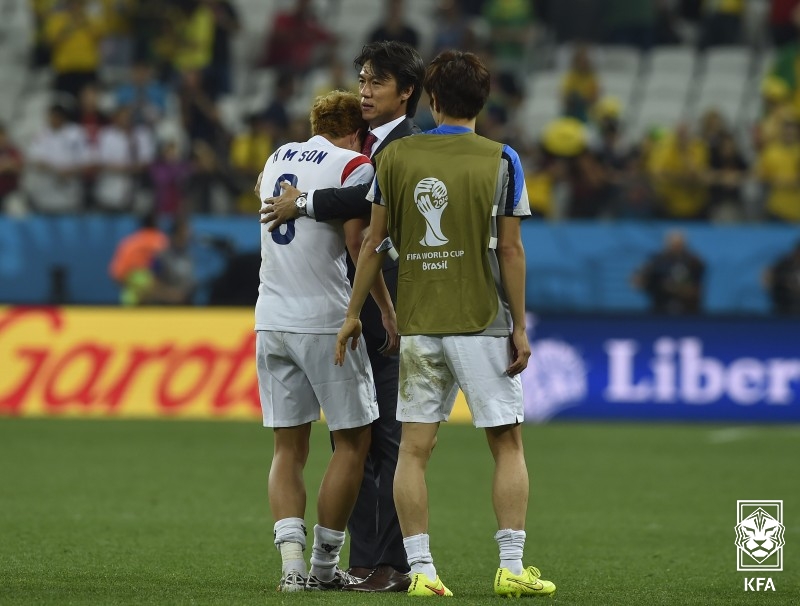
[735,505,785,569]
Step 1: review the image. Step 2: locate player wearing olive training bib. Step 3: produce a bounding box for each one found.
[335,51,556,599]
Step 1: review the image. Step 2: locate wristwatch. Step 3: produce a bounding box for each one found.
[295,193,308,217]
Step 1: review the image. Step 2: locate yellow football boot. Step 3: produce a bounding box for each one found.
[494,566,556,598]
[408,572,453,597]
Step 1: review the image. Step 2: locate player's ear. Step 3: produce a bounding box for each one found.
[400,85,413,103]
[430,94,440,115]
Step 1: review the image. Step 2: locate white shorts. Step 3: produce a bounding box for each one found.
[256,331,378,431]
[398,334,524,428]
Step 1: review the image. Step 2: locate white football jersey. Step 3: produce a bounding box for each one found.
[255,135,374,333]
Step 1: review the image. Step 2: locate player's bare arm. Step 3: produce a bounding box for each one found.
[253,171,263,200]
[259,181,301,230]
[335,205,390,366]
[496,216,530,377]
[343,219,399,356]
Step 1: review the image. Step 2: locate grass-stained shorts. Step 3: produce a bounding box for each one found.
[398,334,524,428]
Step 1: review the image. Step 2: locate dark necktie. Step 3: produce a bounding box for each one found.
[361,132,378,157]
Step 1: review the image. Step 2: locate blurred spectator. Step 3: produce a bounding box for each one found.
[481,72,524,148]
[172,0,215,83]
[698,108,728,158]
[75,83,109,209]
[108,211,168,305]
[149,140,193,219]
[591,98,632,214]
[313,58,359,98]
[432,0,480,57]
[147,219,196,305]
[178,69,227,149]
[94,107,157,213]
[523,145,563,219]
[763,240,800,314]
[542,116,606,218]
[262,0,337,74]
[44,0,106,99]
[229,114,273,213]
[129,2,171,64]
[604,0,655,49]
[30,0,56,68]
[707,132,747,220]
[753,76,792,150]
[368,0,420,48]
[615,147,657,218]
[115,62,169,128]
[771,27,800,113]
[482,0,536,73]
[25,104,89,213]
[769,0,800,47]
[756,113,800,222]
[561,46,601,122]
[185,140,226,213]
[700,0,743,48]
[75,83,109,144]
[649,124,710,219]
[0,124,23,209]
[205,0,240,98]
[632,230,706,315]
[262,72,295,144]
[101,0,136,70]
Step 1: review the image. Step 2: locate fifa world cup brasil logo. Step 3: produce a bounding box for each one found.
[414,177,448,247]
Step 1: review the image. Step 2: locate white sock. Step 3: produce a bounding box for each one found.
[274,518,307,576]
[403,533,437,579]
[495,529,525,575]
[309,524,345,582]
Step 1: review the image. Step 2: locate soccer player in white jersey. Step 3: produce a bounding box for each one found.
[255,90,399,592]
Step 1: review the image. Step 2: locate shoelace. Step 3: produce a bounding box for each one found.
[525,566,542,579]
[336,569,359,585]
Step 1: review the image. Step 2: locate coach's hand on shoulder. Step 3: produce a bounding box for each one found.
[506,326,531,377]
[335,317,363,366]
[259,181,301,231]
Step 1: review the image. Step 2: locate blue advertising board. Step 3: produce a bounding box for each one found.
[522,313,800,422]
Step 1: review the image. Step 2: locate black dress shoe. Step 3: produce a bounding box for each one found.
[343,564,411,592]
[346,567,373,581]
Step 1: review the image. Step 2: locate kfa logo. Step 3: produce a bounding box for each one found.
[735,500,785,571]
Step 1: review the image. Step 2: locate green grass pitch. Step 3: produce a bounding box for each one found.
[1,419,798,605]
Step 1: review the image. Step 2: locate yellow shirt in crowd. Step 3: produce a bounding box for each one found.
[173,6,215,72]
[44,9,106,73]
[561,71,600,105]
[649,135,709,218]
[706,0,744,14]
[230,132,273,212]
[757,142,800,221]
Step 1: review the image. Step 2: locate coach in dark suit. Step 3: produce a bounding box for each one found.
[260,41,425,593]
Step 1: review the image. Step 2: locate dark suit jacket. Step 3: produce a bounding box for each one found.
[312,117,419,353]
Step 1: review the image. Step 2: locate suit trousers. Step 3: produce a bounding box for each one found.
[344,349,408,572]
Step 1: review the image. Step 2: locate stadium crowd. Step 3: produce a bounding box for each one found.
[1,0,800,224]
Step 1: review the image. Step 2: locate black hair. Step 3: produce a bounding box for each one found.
[424,50,490,120]
[354,41,425,117]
